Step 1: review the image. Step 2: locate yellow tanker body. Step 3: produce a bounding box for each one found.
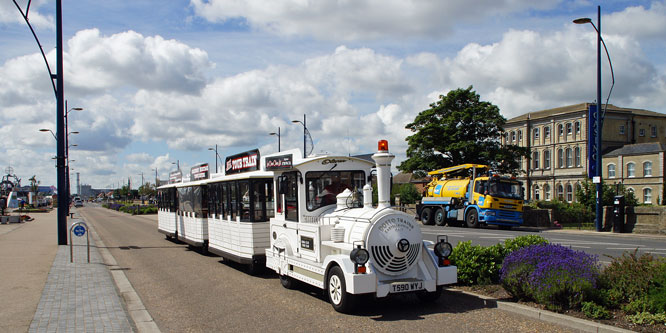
[417,164,524,229]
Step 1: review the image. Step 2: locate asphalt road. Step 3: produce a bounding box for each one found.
[79,205,576,333]
[420,224,666,265]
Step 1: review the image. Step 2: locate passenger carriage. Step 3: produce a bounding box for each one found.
[157,183,178,240]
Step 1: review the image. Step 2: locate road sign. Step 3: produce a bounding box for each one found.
[587,104,598,178]
[73,224,86,237]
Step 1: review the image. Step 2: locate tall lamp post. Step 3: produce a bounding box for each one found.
[269,127,281,152]
[64,101,83,211]
[208,145,221,173]
[152,168,159,187]
[574,6,615,232]
[292,115,307,158]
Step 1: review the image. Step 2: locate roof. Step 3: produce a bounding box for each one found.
[506,103,666,123]
[604,142,666,157]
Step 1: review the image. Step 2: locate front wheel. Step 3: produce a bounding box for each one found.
[434,208,446,226]
[466,209,479,228]
[280,274,296,289]
[327,266,354,313]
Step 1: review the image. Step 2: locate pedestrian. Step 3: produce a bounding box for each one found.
[0,196,6,216]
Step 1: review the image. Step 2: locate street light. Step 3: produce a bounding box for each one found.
[172,160,180,170]
[292,114,307,158]
[269,127,281,152]
[39,128,56,140]
[574,5,615,232]
[152,168,159,187]
[208,145,222,173]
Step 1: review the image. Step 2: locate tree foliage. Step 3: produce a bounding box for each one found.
[398,86,528,176]
[575,179,637,211]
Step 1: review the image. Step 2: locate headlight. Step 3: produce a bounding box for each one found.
[350,248,369,265]
[434,241,453,258]
[485,211,496,216]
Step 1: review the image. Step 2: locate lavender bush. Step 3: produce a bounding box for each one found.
[500,243,600,311]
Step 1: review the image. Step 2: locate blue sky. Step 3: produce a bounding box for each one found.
[1,0,665,190]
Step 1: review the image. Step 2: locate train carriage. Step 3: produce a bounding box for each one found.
[157,183,178,239]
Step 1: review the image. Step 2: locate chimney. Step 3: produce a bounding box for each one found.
[371,140,394,209]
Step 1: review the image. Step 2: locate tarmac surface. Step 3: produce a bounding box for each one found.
[0,207,646,332]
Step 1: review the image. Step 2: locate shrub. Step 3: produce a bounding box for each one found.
[626,312,666,325]
[503,235,549,253]
[597,250,662,308]
[581,301,611,320]
[500,243,600,311]
[647,261,666,313]
[450,241,502,285]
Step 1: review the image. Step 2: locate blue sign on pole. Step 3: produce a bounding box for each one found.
[587,104,598,178]
[73,224,86,237]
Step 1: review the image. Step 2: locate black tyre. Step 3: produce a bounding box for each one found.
[420,207,434,225]
[327,266,355,313]
[416,286,443,302]
[466,209,479,228]
[434,208,446,226]
[280,274,296,289]
[246,261,262,275]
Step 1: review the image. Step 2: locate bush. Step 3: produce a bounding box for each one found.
[597,250,663,308]
[450,235,549,286]
[533,200,594,225]
[626,312,666,325]
[500,243,600,311]
[581,301,611,320]
[647,261,666,313]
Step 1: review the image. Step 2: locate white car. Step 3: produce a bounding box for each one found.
[73,198,83,207]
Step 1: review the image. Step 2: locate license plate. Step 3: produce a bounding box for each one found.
[390,281,423,293]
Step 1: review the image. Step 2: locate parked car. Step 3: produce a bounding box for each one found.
[73,198,83,207]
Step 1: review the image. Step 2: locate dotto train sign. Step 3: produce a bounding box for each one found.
[190,163,210,180]
[225,149,260,175]
[265,154,293,171]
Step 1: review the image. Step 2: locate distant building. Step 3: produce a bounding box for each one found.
[603,143,665,204]
[503,103,666,203]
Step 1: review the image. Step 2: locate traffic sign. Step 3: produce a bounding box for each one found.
[73,224,86,237]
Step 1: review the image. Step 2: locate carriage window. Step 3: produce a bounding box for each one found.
[305,171,365,211]
[283,172,299,222]
[251,180,275,222]
[229,181,237,220]
[239,181,251,221]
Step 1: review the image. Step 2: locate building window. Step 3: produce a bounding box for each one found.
[608,164,616,178]
[534,185,540,201]
[574,147,581,167]
[544,150,551,169]
[639,129,645,137]
[558,124,564,136]
[651,126,657,138]
[518,130,523,142]
[566,148,572,168]
[566,184,573,202]
[544,184,551,201]
[558,149,564,168]
[575,121,581,135]
[557,185,564,201]
[627,162,636,177]
[544,126,551,138]
[643,188,652,204]
[566,123,572,135]
[534,128,540,142]
[511,131,516,142]
[532,151,540,169]
[619,125,625,135]
[644,161,652,176]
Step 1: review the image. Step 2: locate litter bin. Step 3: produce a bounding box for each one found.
[612,195,625,233]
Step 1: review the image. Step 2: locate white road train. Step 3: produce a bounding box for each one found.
[157,140,457,312]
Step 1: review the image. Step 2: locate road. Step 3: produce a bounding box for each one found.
[78,205,575,332]
[420,224,666,265]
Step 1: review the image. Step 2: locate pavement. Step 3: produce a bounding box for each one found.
[0,208,158,333]
[0,208,647,333]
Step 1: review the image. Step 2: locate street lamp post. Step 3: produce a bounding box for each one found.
[574,5,615,232]
[292,115,307,158]
[269,127,281,152]
[64,100,83,214]
[208,145,221,173]
[152,168,158,187]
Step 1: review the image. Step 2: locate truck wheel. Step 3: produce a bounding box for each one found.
[327,266,354,313]
[466,209,479,228]
[416,286,442,302]
[434,208,446,226]
[420,207,434,225]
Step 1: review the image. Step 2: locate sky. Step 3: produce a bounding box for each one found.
[1,0,666,191]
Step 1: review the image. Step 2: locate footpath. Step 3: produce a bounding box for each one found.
[0,209,157,332]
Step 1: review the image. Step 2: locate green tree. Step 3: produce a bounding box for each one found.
[398,86,528,176]
[392,183,422,205]
[29,175,40,195]
[576,179,638,211]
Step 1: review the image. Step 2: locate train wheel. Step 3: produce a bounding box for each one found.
[434,208,446,226]
[420,207,434,225]
[416,286,442,302]
[327,266,354,313]
[466,209,479,228]
[280,274,296,289]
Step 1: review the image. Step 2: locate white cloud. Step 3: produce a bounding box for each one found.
[190,0,561,40]
[0,0,54,29]
[606,1,666,41]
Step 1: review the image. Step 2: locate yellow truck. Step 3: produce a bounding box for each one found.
[416,164,524,229]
